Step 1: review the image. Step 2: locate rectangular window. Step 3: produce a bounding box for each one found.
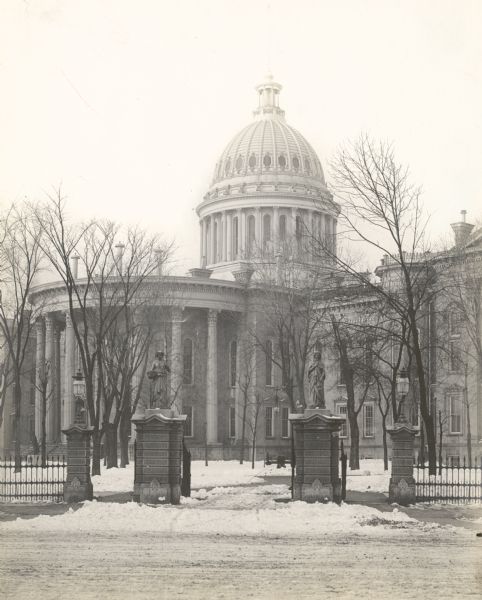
[363,403,374,438]
[184,406,193,437]
[337,403,348,438]
[229,406,236,438]
[449,341,461,371]
[449,395,462,434]
[229,340,237,387]
[281,406,290,438]
[265,406,274,438]
[450,311,463,337]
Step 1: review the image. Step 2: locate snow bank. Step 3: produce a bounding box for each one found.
[1,483,448,537]
[2,490,440,538]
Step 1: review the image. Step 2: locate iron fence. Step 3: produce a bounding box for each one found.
[0,455,67,503]
[414,456,482,503]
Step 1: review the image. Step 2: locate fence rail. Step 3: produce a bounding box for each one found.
[0,455,67,503]
[414,456,482,504]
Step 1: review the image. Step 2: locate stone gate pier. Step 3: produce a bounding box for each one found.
[132,409,186,504]
[289,409,345,503]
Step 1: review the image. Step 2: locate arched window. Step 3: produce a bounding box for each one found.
[279,214,286,241]
[248,153,257,170]
[224,158,231,175]
[278,154,286,169]
[235,155,243,172]
[263,153,272,168]
[247,215,256,255]
[292,156,300,171]
[265,340,273,386]
[229,340,237,387]
[183,338,193,385]
[304,157,311,173]
[232,216,239,258]
[263,213,271,246]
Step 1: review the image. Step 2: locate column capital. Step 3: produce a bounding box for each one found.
[207,309,218,326]
[45,314,54,332]
[171,306,184,322]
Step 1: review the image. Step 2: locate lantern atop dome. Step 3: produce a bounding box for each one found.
[253,73,285,121]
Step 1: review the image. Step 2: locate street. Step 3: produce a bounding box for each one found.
[1,527,481,599]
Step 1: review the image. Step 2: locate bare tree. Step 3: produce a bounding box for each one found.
[250,245,328,411]
[35,192,172,475]
[34,360,53,467]
[314,134,440,473]
[0,203,44,470]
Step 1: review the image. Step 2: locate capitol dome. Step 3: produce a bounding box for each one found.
[211,75,325,188]
[196,75,338,278]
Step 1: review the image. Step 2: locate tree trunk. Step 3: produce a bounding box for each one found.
[13,377,22,472]
[104,422,118,469]
[381,414,388,471]
[119,411,130,468]
[419,425,425,466]
[438,411,443,476]
[91,428,102,476]
[411,325,436,474]
[239,396,247,464]
[348,416,360,470]
[41,394,47,468]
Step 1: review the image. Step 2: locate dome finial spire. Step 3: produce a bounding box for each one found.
[253,74,285,121]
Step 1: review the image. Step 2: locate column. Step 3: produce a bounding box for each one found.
[54,326,61,442]
[200,219,205,266]
[221,212,227,262]
[332,218,337,257]
[206,309,218,444]
[171,307,183,414]
[34,319,45,441]
[210,214,215,265]
[255,207,262,249]
[63,313,75,430]
[240,209,246,258]
[237,209,243,258]
[273,206,279,247]
[226,212,232,262]
[45,315,55,444]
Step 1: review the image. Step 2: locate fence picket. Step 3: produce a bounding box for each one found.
[415,456,482,504]
[0,454,67,503]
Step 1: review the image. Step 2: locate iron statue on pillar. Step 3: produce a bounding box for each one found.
[147,351,171,409]
[307,351,326,409]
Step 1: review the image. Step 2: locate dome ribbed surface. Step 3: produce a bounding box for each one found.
[212,118,325,186]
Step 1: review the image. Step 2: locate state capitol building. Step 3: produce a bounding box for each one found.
[1,76,481,464]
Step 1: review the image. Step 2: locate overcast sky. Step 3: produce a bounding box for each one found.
[1,0,481,272]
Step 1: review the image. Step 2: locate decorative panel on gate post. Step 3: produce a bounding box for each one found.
[132,408,186,504]
[62,425,94,503]
[387,421,417,505]
[289,409,345,503]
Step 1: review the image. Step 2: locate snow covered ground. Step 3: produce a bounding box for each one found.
[1,483,453,538]
[91,458,391,494]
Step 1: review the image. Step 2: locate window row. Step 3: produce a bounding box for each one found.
[217,153,313,177]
